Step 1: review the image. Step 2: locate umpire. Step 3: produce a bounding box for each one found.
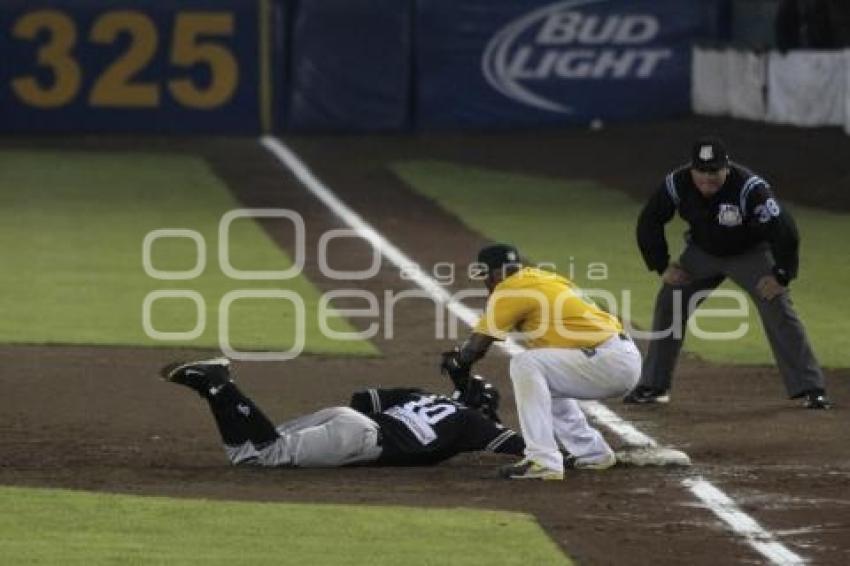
[624,137,831,409]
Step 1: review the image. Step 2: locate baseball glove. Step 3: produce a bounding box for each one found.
[440,347,471,391]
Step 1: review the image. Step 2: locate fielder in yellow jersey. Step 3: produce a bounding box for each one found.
[473,266,623,349]
[444,244,641,480]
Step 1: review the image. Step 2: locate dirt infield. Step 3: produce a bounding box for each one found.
[1,119,848,564]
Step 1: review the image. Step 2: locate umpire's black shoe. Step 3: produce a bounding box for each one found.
[622,386,670,405]
[160,357,232,396]
[803,390,832,410]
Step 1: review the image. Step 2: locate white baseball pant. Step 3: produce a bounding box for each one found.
[509,335,642,471]
[226,407,383,467]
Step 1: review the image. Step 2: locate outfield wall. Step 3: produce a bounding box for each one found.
[0,0,270,133]
[0,0,723,133]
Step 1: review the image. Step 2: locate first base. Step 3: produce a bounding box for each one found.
[615,446,692,467]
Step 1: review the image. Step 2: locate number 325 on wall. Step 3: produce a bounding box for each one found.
[12,10,238,109]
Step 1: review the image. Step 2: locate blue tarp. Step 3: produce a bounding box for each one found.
[285,0,412,132]
[416,0,718,129]
[0,0,722,133]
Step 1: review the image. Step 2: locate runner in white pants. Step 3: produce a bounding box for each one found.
[226,406,383,467]
[446,243,641,480]
[160,358,526,470]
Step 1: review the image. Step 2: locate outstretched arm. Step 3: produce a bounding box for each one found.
[456,410,525,456]
[440,333,495,392]
[458,332,495,368]
[349,388,423,415]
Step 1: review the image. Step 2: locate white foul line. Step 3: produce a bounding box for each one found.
[259,135,805,566]
[684,478,805,565]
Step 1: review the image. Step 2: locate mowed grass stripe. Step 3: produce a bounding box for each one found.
[0,150,375,355]
[393,160,848,367]
[0,486,571,565]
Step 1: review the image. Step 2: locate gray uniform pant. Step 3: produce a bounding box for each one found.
[225,407,383,468]
[639,243,824,398]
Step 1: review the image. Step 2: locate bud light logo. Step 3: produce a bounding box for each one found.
[482,0,674,113]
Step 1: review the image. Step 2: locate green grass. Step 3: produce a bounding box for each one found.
[394,160,849,367]
[0,486,571,565]
[0,150,376,355]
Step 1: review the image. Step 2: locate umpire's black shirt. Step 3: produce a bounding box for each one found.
[636,163,800,285]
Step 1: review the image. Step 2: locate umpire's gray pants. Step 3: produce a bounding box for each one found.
[639,243,824,398]
[226,407,382,468]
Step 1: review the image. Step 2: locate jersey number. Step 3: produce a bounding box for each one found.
[402,396,457,425]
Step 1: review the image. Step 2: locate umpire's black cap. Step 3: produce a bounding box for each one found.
[691,137,729,172]
[471,243,521,278]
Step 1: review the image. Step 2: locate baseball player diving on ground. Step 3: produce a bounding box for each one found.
[160,358,524,468]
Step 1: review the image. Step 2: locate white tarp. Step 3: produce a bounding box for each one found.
[767,51,846,127]
[692,47,729,116]
[846,50,850,135]
[692,47,767,121]
[726,50,767,121]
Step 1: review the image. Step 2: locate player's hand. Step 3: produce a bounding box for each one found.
[462,375,487,408]
[459,376,502,422]
[480,382,502,424]
[440,347,470,390]
[756,275,786,301]
[662,262,692,286]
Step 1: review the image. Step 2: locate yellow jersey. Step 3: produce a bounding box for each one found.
[473,267,623,349]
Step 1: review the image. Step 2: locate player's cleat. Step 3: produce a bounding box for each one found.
[499,458,564,480]
[159,357,232,396]
[564,452,617,470]
[803,390,832,410]
[622,386,670,405]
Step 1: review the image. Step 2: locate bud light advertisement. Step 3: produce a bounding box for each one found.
[416,0,716,129]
